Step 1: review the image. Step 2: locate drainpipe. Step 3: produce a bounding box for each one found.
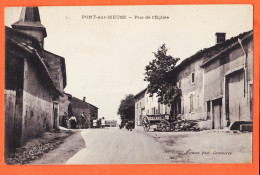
[238,38,248,104]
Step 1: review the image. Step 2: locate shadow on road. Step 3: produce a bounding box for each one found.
[29,130,86,165]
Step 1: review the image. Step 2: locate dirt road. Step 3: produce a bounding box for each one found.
[142,129,252,163]
[66,128,169,164]
[30,127,169,164]
[30,127,252,164]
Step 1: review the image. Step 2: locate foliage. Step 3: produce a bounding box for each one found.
[117,94,135,124]
[144,44,181,105]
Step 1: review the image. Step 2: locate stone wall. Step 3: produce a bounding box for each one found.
[21,57,54,145]
[4,90,16,151]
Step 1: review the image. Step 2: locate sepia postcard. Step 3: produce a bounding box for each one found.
[2,3,257,169]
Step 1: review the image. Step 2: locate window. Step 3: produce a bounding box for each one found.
[190,94,194,112]
[191,72,195,84]
[207,101,210,112]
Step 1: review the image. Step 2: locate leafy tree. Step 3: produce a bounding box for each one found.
[117,94,135,126]
[144,44,181,105]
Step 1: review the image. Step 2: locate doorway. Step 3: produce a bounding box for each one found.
[53,102,59,130]
[212,98,222,129]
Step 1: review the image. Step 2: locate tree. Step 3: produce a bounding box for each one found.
[117,94,135,126]
[144,44,181,105]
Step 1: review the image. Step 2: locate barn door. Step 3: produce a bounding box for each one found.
[227,70,246,123]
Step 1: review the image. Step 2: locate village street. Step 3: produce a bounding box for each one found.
[29,127,252,164]
[30,127,169,164]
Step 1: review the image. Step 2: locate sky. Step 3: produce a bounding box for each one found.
[5,5,253,122]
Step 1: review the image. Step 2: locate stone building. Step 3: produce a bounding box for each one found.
[4,7,67,149]
[167,30,253,129]
[135,30,253,130]
[200,31,253,129]
[70,97,98,128]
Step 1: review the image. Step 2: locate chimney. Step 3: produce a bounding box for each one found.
[83,97,86,102]
[215,32,226,44]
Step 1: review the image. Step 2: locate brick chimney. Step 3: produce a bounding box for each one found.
[215,32,226,44]
[83,97,86,102]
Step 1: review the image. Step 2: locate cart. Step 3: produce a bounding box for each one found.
[142,114,173,132]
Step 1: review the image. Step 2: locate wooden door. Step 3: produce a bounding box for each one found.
[213,99,222,129]
[227,71,246,123]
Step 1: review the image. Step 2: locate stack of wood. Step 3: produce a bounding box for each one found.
[173,120,200,132]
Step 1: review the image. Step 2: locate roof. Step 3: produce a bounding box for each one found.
[71,97,99,109]
[167,30,253,75]
[11,7,47,37]
[201,30,253,67]
[64,92,72,98]
[5,25,41,49]
[134,88,147,100]
[5,26,63,96]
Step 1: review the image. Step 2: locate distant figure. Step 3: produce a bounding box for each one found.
[69,116,77,129]
[81,112,86,129]
[101,117,105,128]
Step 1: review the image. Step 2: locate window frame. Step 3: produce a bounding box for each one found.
[191,72,195,84]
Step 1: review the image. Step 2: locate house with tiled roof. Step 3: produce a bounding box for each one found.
[4,7,67,150]
[167,31,253,130]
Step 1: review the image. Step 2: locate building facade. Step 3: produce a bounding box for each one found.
[134,89,171,126]
[70,97,98,128]
[167,30,253,129]
[5,7,67,149]
[134,89,146,126]
[135,31,253,130]
[201,31,253,129]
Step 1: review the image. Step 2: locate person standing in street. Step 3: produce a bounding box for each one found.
[81,112,86,129]
[101,117,105,128]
